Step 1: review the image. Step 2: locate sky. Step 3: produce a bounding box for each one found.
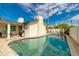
[0,3,79,26]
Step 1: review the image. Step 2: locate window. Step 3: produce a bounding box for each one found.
[11,25,16,31]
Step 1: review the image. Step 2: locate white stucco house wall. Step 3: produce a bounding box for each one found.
[48,28,61,34]
[25,15,47,37]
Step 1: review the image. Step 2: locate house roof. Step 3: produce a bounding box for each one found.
[0,20,18,25]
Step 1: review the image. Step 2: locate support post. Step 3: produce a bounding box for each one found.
[7,24,10,39]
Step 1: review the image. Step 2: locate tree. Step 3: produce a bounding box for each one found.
[54,23,70,29]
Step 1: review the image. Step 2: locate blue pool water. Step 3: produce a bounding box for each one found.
[9,35,71,56]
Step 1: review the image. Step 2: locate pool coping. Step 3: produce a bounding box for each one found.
[7,33,49,45]
[66,35,79,56]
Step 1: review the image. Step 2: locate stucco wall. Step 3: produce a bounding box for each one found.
[25,16,47,37]
[25,23,46,37]
[0,23,7,32]
[29,24,38,37]
[69,27,79,44]
[48,29,61,34]
[38,23,47,36]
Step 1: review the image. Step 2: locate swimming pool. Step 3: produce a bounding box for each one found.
[9,35,71,56]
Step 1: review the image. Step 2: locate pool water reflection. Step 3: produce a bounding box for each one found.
[9,35,71,56]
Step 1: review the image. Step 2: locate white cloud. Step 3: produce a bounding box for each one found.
[57,11,62,15]
[70,14,79,20]
[66,4,79,12]
[18,3,79,19]
[19,3,35,15]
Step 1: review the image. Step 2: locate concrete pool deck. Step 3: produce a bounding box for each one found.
[0,39,18,56]
[0,33,49,56]
[66,35,79,56]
